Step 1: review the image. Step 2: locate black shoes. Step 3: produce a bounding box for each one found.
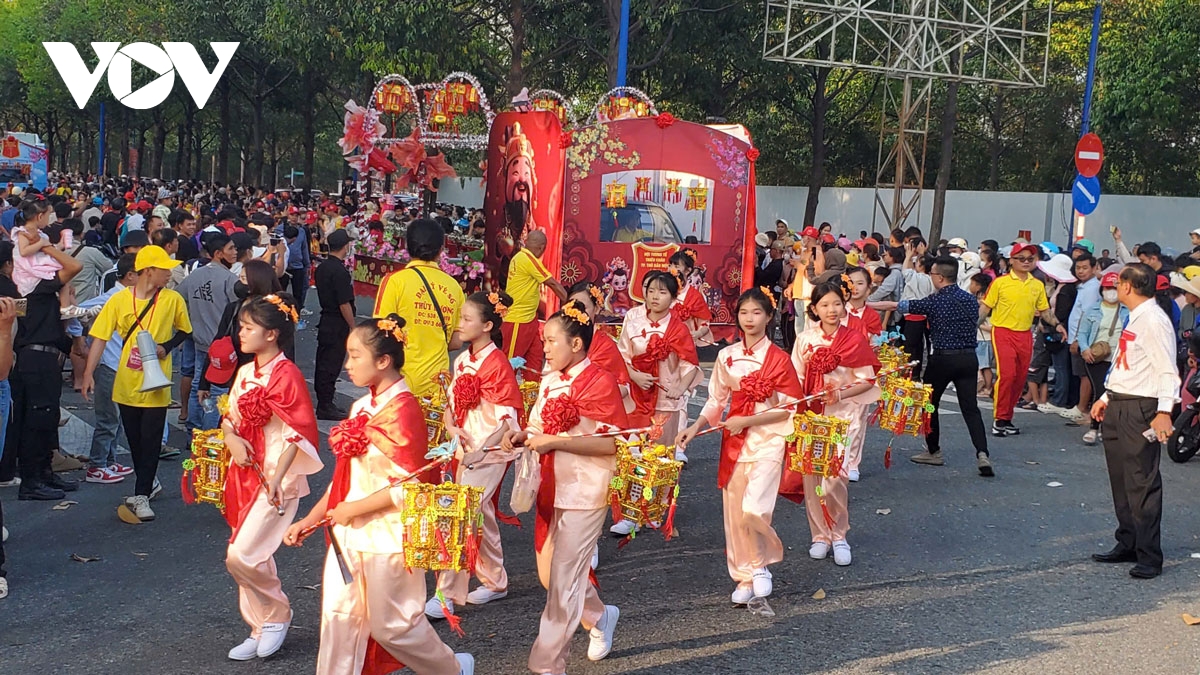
[18,483,66,500]
[1091,547,1137,563]
[317,406,349,421]
[991,420,1020,437]
[44,473,79,492]
[1129,564,1161,579]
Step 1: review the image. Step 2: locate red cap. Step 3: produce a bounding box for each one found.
[288,206,299,214]
[254,201,264,208]
[1157,275,1170,291]
[204,338,238,385]
[1009,242,1039,258]
[136,200,153,211]
[801,226,820,239]
[821,233,836,244]
[1101,272,1119,288]
[305,212,318,224]
[368,213,382,222]
[123,191,136,200]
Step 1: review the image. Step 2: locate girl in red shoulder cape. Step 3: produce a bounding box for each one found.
[501,300,626,675]
[668,248,715,346]
[678,288,803,606]
[784,279,881,568]
[431,292,524,616]
[283,316,474,675]
[843,266,883,341]
[619,271,700,458]
[219,294,323,662]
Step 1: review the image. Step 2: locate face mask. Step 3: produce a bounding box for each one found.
[234,281,249,300]
[1102,289,1118,303]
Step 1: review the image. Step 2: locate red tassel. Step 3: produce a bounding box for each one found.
[588,568,601,591]
[434,524,452,568]
[662,493,679,542]
[443,606,465,637]
[868,405,882,427]
[609,490,623,524]
[464,526,480,575]
[820,497,836,531]
[180,469,195,505]
[884,440,892,469]
[616,532,634,550]
[496,510,522,528]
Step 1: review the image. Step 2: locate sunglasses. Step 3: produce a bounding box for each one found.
[1012,256,1036,263]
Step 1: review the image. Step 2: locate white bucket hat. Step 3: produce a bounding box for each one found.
[1038,254,1077,283]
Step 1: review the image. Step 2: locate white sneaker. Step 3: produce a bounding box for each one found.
[609,519,638,536]
[0,577,7,599]
[848,469,860,482]
[1083,429,1100,445]
[809,541,830,559]
[124,495,155,521]
[675,449,688,464]
[591,543,599,570]
[833,540,852,566]
[465,587,507,605]
[1,526,6,542]
[731,583,754,605]
[587,605,619,661]
[455,653,475,675]
[1037,402,1064,415]
[1059,407,1086,421]
[149,477,163,501]
[256,614,290,658]
[425,597,453,619]
[227,637,259,661]
[751,568,772,598]
[0,477,20,487]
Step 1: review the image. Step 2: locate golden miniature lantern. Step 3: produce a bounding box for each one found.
[400,482,485,572]
[420,371,452,449]
[608,436,683,533]
[520,380,540,417]
[875,343,907,381]
[877,376,934,437]
[605,182,628,209]
[183,428,230,511]
[788,410,850,477]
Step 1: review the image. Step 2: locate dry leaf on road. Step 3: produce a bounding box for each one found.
[876,508,891,515]
[1182,613,1200,626]
[70,553,101,563]
[51,501,78,511]
[812,589,826,600]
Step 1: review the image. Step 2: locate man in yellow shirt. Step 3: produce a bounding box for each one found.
[980,242,1065,437]
[501,230,568,382]
[82,245,192,523]
[373,219,465,398]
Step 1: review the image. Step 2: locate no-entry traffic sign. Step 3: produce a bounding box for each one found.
[1075,132,1104,178]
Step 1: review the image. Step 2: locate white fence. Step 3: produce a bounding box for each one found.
[437,178,1200,253]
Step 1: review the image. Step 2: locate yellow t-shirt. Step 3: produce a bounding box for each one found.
[982,272,1049,332]
[373,260,465,398]
[614,228,653,243]
[89,287,192,407]
[505,248,551,325]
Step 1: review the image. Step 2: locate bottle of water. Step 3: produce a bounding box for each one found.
[201,396,216,414]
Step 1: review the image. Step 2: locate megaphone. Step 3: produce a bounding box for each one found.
[135,330,172,392]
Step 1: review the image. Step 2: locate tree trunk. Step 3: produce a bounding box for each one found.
[929,78,961,245]
[988,91,1003,191]
[218,78,231,183]
[136,125,146,177]
[507,0,526,98]
[803,66,831,228]
[153,114,168,179]
[251,73,265,187]
[175,121,186,179]
[193,112,204,179]
[118,109,130,176]
[605,0,621,87]
[302,73,316,190]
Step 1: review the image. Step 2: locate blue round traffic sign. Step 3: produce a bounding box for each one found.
[1072,174,1101,215]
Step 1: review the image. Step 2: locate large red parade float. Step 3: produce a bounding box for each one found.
[341,77,758,339]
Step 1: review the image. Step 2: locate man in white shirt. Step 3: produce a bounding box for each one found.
[1090,263,1179,579]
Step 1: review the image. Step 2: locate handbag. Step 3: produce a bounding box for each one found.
[1089,309,1122,361]
[509,448,541,514]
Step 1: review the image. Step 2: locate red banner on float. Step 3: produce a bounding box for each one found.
[482,111,565,314]
[352,255,407,297]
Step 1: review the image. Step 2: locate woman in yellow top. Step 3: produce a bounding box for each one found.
[81,245,192,523]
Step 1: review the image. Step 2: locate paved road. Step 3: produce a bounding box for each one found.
[4,302,1200,674]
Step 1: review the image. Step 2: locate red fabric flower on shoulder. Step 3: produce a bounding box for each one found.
[738,371,774,404]
[808,346,842,377]
[329,413,370,459]
[236,388,273,437]
[746,147,761,162]
[655,112,676,128]
[541,395,581,436]
[670,303,694,323]
[452,373,482,427]
[559,130,574,149]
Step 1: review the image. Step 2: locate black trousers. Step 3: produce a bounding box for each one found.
[9,350,63,485]
[118,404,167,497]
[924,350,990,457]
[315,319,349,410]
[289,266,310,311]
[1101,395,1163,569]
[902,318,929,381]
